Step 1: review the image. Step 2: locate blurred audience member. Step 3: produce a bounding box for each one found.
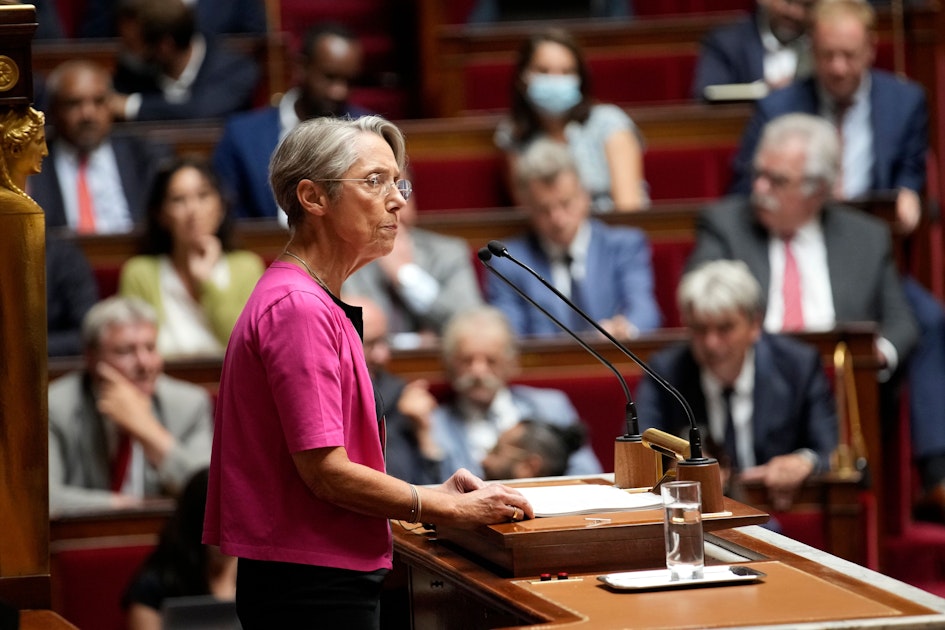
[48,297,213,513]
[636,260,837,509]
[122,468,237,630]
[431,306,602,479]
[730,0,927,234]
[31,60,172,233]
[119,157,264,358]
[80,0,265,39]
[495,28,647,212]
[468,0,632,22]
[110,0,259,121]
[486,138,660,340]
[355,297,444,485]
[214,22,370,220]
[692,0,814,100]
[47,235,98,357]
[344,175,482,349]
[482,419,588,481]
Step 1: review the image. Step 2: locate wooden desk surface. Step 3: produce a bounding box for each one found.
[393,519,945,629]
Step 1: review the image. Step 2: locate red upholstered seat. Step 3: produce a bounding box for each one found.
[463,51,698,112]
[410,153,511,211]
[645,144,738,202]
[51,542,155,630]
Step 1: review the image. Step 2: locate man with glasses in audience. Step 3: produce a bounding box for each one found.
[686,113,945,517]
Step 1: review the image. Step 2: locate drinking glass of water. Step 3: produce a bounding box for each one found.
[661,480,704,580]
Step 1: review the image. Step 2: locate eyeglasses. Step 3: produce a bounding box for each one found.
[751,168,813,190]
[313,174,412,200]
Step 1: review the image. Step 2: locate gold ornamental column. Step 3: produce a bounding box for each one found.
[0,4,50,609]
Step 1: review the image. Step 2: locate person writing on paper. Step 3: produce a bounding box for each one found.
[202,116,532,630]
[635,260,838,510]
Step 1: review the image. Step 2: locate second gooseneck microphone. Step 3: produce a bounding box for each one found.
[485,239,704,459]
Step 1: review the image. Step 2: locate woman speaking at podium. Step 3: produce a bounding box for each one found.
[202,115,532,629]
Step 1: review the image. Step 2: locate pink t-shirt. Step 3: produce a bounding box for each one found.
[203,262,392,571]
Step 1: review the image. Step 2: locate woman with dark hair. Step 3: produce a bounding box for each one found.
[118,156,264,357]
[495,28,648,212]
[122,468,237,629]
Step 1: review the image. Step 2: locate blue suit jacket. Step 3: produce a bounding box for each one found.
[485,219,661,337]
[635,333,838,471]
[213,102,373,219]
[691,13,765,100]
[730,70,928,194]
[431,385,603,480]
[31,135,172,230]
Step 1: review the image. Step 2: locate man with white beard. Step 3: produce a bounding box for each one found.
[430,306,601,480]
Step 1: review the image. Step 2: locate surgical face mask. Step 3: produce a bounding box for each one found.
[526,73,582,116]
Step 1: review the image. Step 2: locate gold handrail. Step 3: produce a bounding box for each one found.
[831,341,868,475]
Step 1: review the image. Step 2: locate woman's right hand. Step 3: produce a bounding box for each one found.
[431,469,534,528]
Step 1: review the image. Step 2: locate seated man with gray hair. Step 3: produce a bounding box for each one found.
[485,137,661,341]
[635,259,838,509]
[48,296,213,513]
[432,305,602,480]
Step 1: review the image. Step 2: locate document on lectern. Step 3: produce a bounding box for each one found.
[517,485,663,517]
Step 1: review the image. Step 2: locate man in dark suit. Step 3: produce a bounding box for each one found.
[108,0,259,121]
[636,259,837,509]
[485,138,661,340]
[213,22,372,220]
[79,0,266,39]
[30,60,171,233]
[686,113,945,515]
[729,0,927,234]
[692,0,814,101]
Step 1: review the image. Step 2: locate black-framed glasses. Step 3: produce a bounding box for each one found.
[313,174,412,200]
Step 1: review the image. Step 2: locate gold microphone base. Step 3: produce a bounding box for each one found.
[676,458,725,513]
[614,436,662,489]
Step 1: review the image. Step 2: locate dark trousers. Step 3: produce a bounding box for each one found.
[236,558,388,629]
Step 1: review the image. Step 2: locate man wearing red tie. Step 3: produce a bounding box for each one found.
[48,296,212,513]
[688,112,935,506]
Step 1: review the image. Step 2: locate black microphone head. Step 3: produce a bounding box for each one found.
[487,240,509,258]
[477,247,492,262]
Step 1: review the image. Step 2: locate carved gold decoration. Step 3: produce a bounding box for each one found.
[0,55,18,92]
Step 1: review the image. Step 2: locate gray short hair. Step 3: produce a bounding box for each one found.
[513,138,578,191]
[268,115,407,229]
[441,305,517,363]
[677,260,762,321]
[757,113,840,193]
[81,296,158,351]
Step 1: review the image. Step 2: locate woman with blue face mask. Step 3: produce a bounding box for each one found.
[494,28,649,213]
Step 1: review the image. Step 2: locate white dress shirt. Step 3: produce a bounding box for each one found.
[818,73,873,199]
[54,142,134,234]
[701,350,756,468]
[764,220,836,333]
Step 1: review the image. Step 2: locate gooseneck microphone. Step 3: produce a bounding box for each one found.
[485,240,703,458]
[479,244,660,489]
[478,246,640,439]
[484,241,724,510]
